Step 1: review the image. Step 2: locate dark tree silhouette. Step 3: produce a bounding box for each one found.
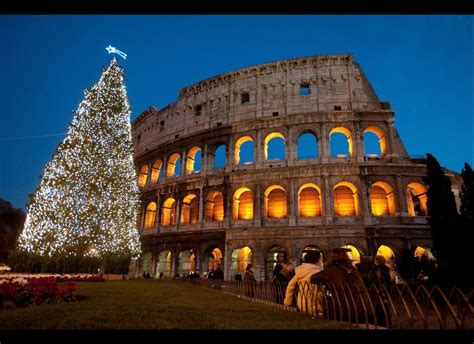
[0,198,26,264]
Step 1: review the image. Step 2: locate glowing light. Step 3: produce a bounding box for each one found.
[340,244,361,265]
[234,136,254,165]
[180,194,199,224]
[298,183,322,217]
[406,182,428,216]
[370,182,396,216]
[329,127,353,157]
[334,182,359,216]
[376,245,396,269]
[185,146,202,174]
[264,132,285,160]
[233,188,253,220]
[206,191,224,222]
[264,185,287,218]
[144,202,157,229]
[161,198,176,226]
[106,45,127,60]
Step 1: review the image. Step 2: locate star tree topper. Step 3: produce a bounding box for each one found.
[106,45,127,60]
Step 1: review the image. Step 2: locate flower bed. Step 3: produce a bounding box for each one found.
[0,273,105,283]
[0,277,76,309]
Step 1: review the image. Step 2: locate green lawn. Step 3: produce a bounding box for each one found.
[0,279,352,329]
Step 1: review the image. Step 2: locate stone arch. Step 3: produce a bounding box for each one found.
[297,132,319,159]
[167,153,181,177]
[185,146,202,174]
[230,246,253,276]
[177,249,196,277]
[235,135,255,165]
[376,244,397,270]
[264,132,286,160]
[144,202,157,229]
[370,181,396,216]
[161,198,176,226]
[329,126,353,157]
[414,246,435,260]
[233,187,253,220]
[298,183,322,217]
[340,244,362,266]
[150,159,163,183]
[180,193,199,225]
[156,250,172,278]
[406,182,428,216]
[138,165,149,187]
[202,246,224,273]
[214,144,226,169]
[264,185,287,218]
[333,181,359,216]
[301,244,324,264]
[139,252,152,277]
[265,245,289,281]
[205,191,224,222]
[363,125,387,156]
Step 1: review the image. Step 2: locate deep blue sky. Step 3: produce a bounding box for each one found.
[0,15,472,210]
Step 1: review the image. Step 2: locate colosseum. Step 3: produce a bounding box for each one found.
[131,53,462,281]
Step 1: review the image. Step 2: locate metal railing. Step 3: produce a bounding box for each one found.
[186,279,473,329]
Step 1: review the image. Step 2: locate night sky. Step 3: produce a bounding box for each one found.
[0,15,472,210]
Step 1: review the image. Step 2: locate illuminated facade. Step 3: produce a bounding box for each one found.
[132,54,462,280]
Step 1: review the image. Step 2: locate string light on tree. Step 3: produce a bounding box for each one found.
[18,57,141,259]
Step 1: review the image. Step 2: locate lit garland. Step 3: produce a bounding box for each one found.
[18,59,141,258]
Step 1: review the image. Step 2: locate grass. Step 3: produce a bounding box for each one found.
[0,279,353,329]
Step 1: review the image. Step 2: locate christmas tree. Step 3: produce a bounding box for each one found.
[18,58,141,261]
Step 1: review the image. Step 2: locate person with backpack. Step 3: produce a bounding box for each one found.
[366,255,393,328]
[310,248,373,324]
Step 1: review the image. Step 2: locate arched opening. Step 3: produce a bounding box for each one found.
[406,182,428,216]
[233,187,253,220]
[264,185,287,218]
[264,132,285,160]
[376,245,396,270]
[144,202,157,229]
[297,132,318,160]
[138,165,149,187]
[178,250,195,277]
[329,127,353,157]
[298,183,322,217]
[235,136,254,165]
[205,191,224,222]
[230,246,252,277]
[301,245,324,265]
[139,252,152,277]
[340,244,361,266]
[202,247,223,273]
[150,159,163,183]
[161,198,176,226]
[167,153,181,177]
[333,182,359,216]
[364,126,387,156]
[370,182,396,216]
[180,194,199,225]
[266,245,288,281]
[214,144,226,169]
[185,146,202,174]
[156,250,172,278]
[414,246,435,260]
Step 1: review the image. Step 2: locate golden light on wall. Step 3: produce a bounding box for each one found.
[208,248,223,271]
[334,182,359,216]
[414,246,435,260]
[364,126,387,156]
[234,136,254,165]
[206,191,224,222]
[264,132,285,160]
[157,250,172,278]
[150,159,163,183]
[138,165,149,187]
[180,194,199,224]
[370,181,396,216]
[144,202,157,229]
[161,198,176,226]
[167,153,181,177]
[298,183,322,217]
[329,127,353,156]
[414,246,426,258]
[233,187,253,220]
[340,244,361,265]
[264,185,287,218]
[376,245,396,269]
[232,246,252,273]
[406,182,428,216]
[178,250,195,275]
[185,146,202,174]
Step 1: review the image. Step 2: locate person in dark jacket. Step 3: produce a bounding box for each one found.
[271,263,288,304]
[310,248,373,324]
[356,256,374,287]
[213,265,224,280]
[243,264,257,297]
[366,255,393,328]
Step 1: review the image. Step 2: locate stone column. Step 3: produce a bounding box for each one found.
[289,179,296,226]
[175,196,182,231]
[151,254,157,277]
[287,127,295,166]
[198,186,204,229]
[162,154,168,180]
[202,143,208,176]
[354,121,364,163]
[386,119,398,157]
[155,193,161,232]
[395,174,408,216]
[256,130,263,168]
[254,184,262,227]
[321,124,329,163]
[181,147,187,176]
[256,75,263,118]
[323,174,333,224]
[226,136,234,172]
[359,175,372,221]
